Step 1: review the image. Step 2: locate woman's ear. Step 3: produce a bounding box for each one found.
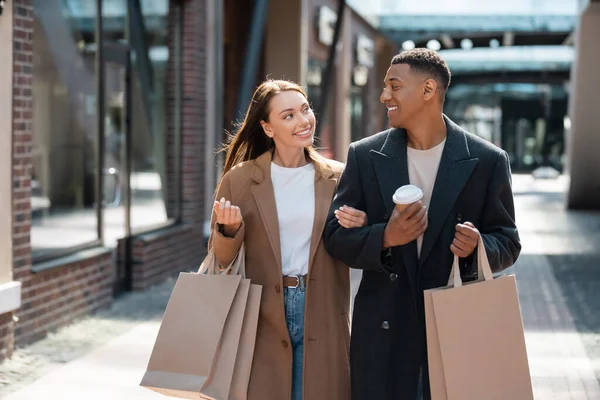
[260,120,273,138]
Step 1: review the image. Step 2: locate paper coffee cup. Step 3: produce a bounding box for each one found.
[392,185,423,212]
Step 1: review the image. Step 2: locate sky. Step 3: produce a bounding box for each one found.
[348,0,581,19]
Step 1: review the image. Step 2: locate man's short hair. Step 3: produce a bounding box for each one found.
[391,48,451,92]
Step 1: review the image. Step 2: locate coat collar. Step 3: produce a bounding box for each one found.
[250,150,338,276]
[250,150,336,183]
[370,115,479,283]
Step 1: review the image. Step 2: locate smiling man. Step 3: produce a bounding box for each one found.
[323,48,521,400]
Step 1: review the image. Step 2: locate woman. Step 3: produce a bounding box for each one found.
[210,79,365,400]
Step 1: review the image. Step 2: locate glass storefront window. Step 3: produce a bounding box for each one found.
[130,0,170,233]
[32,0,181,258]
[446,83,568,173]
[32,0,99,256]
[350,85,365,143]
[307,58,335,159]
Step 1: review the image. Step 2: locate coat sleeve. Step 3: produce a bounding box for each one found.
[477,150,522,273]
[208,171,245,268]
[323,143,391,271]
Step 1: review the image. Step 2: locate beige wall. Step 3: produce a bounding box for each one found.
[334,11,352,163]
[567,1,600,209]
[0,0,14,284]
[265,0,308,85]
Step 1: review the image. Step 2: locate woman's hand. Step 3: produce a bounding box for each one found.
[214,197,243,237]
[334,205,368,229]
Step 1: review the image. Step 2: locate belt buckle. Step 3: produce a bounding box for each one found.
[288,275,300,289]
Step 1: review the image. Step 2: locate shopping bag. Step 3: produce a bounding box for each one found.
[141,244,261,400]
[228,282,261,400]
[424,237,533,400]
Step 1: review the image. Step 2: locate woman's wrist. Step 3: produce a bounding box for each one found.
[219,222,241,238]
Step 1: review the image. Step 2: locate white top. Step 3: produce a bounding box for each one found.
[407,139,446,257]
[270,162,315,276]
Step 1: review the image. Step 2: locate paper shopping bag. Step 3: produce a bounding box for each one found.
[424,238,533,400]
[141,244,261,400]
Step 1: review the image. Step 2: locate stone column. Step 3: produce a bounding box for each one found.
[264,0,309,85]
[334,11,352,162]
[567,0,600,209]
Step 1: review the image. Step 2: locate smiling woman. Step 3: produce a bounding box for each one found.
[207,79,368,400]
[220,79,322,176]
[259,90,316,168]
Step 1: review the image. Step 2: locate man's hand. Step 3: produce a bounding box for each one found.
[382,201,428,249]
[451,222,480,258]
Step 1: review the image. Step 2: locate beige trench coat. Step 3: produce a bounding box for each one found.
[210,151,351,400]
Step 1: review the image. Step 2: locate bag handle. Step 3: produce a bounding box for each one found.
[198,243,246,278]
[447,236,493,288]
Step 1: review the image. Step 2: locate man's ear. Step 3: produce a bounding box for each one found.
[423,79,438,101]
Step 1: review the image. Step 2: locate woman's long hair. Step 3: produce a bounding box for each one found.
[220,79,322,178]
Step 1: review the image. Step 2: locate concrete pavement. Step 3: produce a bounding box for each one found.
[3,322,164,400]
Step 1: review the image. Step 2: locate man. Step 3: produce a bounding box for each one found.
[323,48,521,400]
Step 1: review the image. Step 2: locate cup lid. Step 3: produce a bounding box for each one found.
[392,184,423,204]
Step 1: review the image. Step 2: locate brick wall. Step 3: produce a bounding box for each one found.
[0,0,15,364]
[9,0,116,348]
[16,251,113,346]
[180,0,208,225]
[12,0,33,287]
[128,225,204,291]
[1,0,114,353]
[0,313,15,362]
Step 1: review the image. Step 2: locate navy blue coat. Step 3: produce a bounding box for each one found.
[323,116,521,400]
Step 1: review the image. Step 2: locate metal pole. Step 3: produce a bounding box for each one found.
[174,0,183,221]
[215,0,224,175]
[123,0,134,292]
[96,0,104,243]
[235,0,270,120]
[315,0,346,139]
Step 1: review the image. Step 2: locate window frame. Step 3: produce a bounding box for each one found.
[31,0,183,265]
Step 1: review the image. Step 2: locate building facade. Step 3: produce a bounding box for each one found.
[0,0,397,361]
[0,0,210,361]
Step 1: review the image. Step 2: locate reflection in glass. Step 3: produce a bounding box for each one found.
[350,86,365,143]
[446,83,568,173]
[307,58,335,159]
[129,0,170,233]
[31,0,98,255]
[102,62,127,248]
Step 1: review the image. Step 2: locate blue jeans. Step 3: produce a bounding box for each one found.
[416,366,423,400]
[284,287,305,400]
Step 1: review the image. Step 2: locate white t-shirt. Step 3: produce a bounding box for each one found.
[407,139,446,257]
[270,162,315,276]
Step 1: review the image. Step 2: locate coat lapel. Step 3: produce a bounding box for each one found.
[251,151,283,272]
[250,151,338,277]
[369,129,419,287]
[418,116,479,267]
[308,160,337,276]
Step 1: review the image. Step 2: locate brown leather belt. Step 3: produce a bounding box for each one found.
[282,275,307,289]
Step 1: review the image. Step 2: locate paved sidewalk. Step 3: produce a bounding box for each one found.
[0,174,599,399]
[0,277,176,398]
[3,322,165,400]
[509,174,600,399]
